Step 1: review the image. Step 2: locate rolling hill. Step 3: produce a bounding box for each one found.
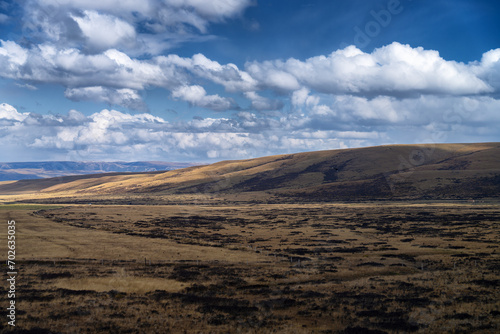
[1,143,499,201]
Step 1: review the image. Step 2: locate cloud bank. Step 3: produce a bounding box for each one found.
[1,92,499,161]
[1,39,499,112]
[1,1,500,162]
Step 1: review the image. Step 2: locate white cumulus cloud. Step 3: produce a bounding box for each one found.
[22,0,253,54]
[65,87,147,111]
[244,92,284,111]
[0,103,29,122]
[172,85,236,111]
[246,43,496,97]
[72,10,136,52]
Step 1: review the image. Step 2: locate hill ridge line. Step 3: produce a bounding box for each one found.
[0,142,498,201]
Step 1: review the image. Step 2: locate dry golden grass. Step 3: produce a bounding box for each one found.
[0,202,498,333]
[53,275,186,293]
[0,206,263,263]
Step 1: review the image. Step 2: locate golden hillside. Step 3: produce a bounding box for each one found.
[1,142,499,202]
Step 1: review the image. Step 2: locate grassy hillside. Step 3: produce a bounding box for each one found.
[1,143,499,201]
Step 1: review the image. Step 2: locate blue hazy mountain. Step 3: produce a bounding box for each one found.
[0,161,197,181]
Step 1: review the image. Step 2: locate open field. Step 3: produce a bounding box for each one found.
[1,202,499,333]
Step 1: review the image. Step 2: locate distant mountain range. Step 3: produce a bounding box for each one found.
[1,143,499,201]
[0,161,198,181]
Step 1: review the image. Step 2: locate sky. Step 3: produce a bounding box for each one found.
[0,0,499,162]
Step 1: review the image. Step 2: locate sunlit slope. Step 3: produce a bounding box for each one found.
[1,143,499,200]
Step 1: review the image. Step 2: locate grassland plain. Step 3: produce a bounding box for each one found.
[0,202,499,333]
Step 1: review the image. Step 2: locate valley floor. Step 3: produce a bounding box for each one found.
[0,202,499,333]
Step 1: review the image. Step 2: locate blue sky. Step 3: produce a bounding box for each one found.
[0,0,499,162]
